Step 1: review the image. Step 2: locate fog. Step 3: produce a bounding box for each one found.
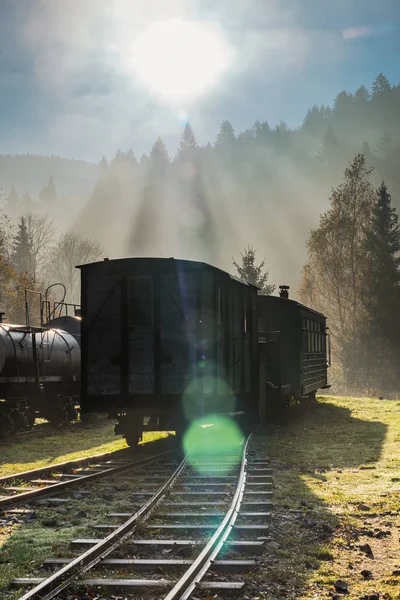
[1,0,399,292]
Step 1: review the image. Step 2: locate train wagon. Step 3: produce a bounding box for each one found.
[78,257,259,445]
[257,285,330,419]
[0,316,81,434]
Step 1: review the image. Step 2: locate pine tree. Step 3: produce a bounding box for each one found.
[215,121,235,146]
[20,191,33,213]
[372,73,391,98]
[7,185,19,212]
[12,217,32,274]
[97,156,109,176]
[178,123,198,157]
[233,244,275,295]
[375,132,393,158]
[317,123,340,165]
[272,121,290,152]
[355,85,370,103]
[39,175,57,205]
[253,120,271,140]
[149,137,170,170]
[363,181,400,391]
[302,105,328,136]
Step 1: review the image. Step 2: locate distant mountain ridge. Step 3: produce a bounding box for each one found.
[0,154,97,197]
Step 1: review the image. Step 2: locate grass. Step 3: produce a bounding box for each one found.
[1,398,399,598]
[251,395,400,599]
[0,415,170,478]
[0,417,171,596]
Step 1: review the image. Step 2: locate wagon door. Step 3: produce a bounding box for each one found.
[159,270,197,395]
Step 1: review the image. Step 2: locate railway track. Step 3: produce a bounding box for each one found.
[10,432,272,599]
[0,436,176,510]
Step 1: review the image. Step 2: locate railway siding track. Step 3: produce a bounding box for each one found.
[11,433,273,599]
[0,439,176,511]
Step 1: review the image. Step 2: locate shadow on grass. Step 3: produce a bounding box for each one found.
[248,399,388,598]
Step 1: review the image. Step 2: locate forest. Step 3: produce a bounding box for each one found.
[1,72,400,394]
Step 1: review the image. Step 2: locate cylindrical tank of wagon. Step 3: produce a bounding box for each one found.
[0,324,80,381]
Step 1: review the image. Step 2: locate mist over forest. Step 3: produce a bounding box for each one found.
[1,73,398,294]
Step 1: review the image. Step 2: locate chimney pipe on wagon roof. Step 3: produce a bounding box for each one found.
[279,285,289,299]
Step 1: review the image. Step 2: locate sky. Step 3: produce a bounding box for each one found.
[0,0,399,162]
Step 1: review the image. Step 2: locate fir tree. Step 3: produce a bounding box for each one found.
[363,181,400,390]
[253,120,271,142]
[366,182,400,295]
[39,175,57,205]
[375,132,393,158]
[317,123,340,165]
[178,123,198,157]
[7,184,19,211]
[215,121,235,146]
[20,191,33,213]
[97,156,109,176]
[302,105,328,136]
[372,73,391,98]
[12,217,32,274]
[149,137,170,170]
[354,85,370,103]
[233,244,275,295]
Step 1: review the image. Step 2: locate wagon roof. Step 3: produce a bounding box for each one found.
[76,256,260,289]
[258,293,326,319]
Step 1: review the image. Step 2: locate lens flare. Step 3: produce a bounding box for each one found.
[182,375,236,421]
[183,415,243,474]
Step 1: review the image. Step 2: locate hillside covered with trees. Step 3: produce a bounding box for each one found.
[1,73,400,393]
[3,73,399,289]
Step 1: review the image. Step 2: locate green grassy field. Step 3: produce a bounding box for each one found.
[0,416,169,478]
[0,397,399,598]
[253,395,400,599]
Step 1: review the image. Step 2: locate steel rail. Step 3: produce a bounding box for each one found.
[163,434,251,600]
[0,447,177,510]
[0,447,131,486]
[18,453,188,600]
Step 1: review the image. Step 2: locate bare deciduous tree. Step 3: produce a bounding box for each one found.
[49,231,104,302]
[298,154,375,392]
[25,213,56,284]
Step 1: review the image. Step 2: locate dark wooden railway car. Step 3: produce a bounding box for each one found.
[257,286,330,420]
[78,258,259,445]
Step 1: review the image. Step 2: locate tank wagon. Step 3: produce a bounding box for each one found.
[79,257,330,446]
[0,310,81,435]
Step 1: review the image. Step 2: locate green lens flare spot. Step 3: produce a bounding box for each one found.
[183,414,243,474]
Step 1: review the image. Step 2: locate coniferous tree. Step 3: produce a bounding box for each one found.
[178,123,198,157]
[355,85,371,103]
[39,175,57,205]
[372,73,391,98]
[12,217,32,274]
[363,182,400,391]
[7,185,19,213]
[215,121,235,146]
[253,120,271,143]
[233,244,275,295]
[20,191,33,213]
[97,156,109,176]
[317,123,340,166]
[150,137,170,171]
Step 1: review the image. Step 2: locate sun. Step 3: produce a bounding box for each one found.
[131,19,228,99]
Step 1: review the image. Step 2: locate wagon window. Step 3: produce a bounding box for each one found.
[128,277,153,326]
